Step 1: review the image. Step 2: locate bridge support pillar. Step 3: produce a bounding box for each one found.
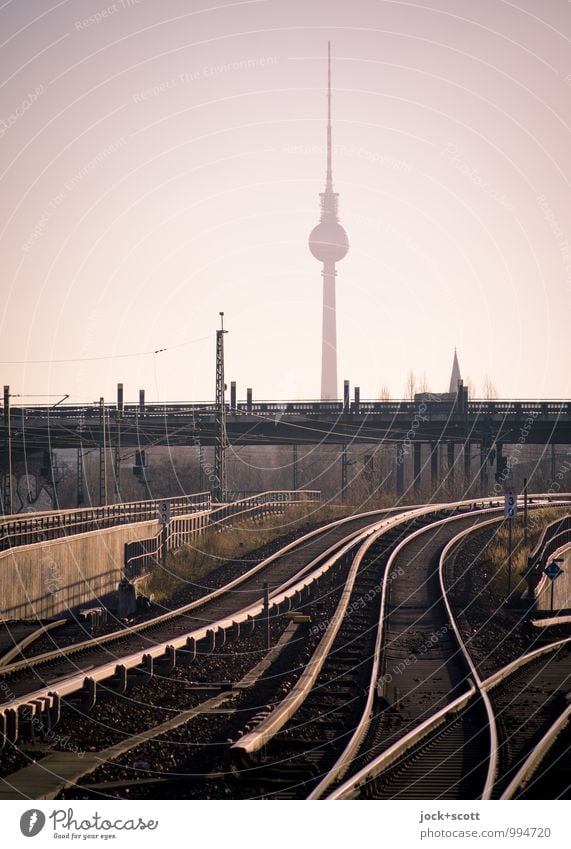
[413,442,422,496]
[464,441,471,493]
[479,443,489,494]
[292,444,299,491]
[341,442,349,501]
[447,441,455,490]
[76,447,84,507]
[396,443,404,497]
[430,442,439,493]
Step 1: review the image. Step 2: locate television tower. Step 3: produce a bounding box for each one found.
[308,42,349,400]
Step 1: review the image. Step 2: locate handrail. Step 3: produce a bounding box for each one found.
[528,515,571,570]
[7,398,571,412]
[0,492,211,551]
[0,490,321,553]
[124,491,321,577]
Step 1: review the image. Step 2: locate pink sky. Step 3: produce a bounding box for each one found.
[0,0,569,403]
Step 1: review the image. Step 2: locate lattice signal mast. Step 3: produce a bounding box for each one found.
[308,42,350,401]
[214,312,228,502]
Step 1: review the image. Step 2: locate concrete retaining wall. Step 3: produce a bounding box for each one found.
[0,519,161,621]
[535,543,571,613]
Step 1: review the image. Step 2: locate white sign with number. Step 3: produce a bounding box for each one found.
[157,501,171,524]
[504,491,517,519]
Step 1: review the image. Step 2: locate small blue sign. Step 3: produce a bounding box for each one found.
[544,562,564,581]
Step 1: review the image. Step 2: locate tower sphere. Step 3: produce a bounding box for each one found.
[309,220,349,262]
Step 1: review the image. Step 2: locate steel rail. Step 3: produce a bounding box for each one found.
[0,620,67,668]
[0,508,423,737]
[327,687,478,800]
[229,502,496,762]
[2,496,566,775]
[439,515,571,798]
[311,509,507,800]
[0,506,392,679]
[323,500,571,800]
[229,513,419,757]
[500,702,571,799]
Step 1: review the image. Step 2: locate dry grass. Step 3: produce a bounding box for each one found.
[482,507,570,597]
[143,500,352,602]
[344,492,401,512]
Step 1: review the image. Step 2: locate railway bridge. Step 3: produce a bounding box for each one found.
[2,382,571,511]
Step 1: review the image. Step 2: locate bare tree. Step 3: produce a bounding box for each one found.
[482,375,499,400]
[418,371,430,393]
[379,384,391,401]
[405,369,416,401]
[465,376,476,399]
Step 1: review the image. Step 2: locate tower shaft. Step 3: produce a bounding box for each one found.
[321,261,338,400]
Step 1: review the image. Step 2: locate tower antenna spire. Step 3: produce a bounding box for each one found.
[326,40,332,191]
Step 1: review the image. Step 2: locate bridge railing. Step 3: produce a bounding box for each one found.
[124,489,321,579]
[10,398,571,421]
[0,492,212,552]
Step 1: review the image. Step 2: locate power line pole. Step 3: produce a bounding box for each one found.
[99,397,107,506]
[114,383,123,502]
[214,312,228,503]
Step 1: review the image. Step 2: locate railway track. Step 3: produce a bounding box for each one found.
[51,506,459,800]
[4,496,568,801]
[0,510,393,702]
[326,507,571,800]
[487,641,571,799]
[4,506,451,773]
[0,502,478,798]
[66,505,501,800]
[217,507,505,799]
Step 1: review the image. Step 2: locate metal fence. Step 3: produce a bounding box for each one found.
[528,514,571,576]
[11,399,571,419]
[124,490,321,580]
[0,492,211,552]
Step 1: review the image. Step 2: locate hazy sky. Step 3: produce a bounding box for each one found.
[0,0,569,403]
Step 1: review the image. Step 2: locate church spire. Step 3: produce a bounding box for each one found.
[448,348,462,393]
